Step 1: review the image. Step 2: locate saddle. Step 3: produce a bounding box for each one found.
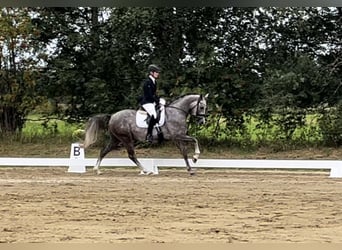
[136,100,166,128]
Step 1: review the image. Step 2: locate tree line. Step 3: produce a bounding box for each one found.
[0,7,341,145]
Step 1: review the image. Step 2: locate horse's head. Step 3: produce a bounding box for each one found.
[191,94,209,125]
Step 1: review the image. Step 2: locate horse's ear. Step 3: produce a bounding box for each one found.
[204,93,209,99]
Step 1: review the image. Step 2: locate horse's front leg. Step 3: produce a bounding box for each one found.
[175,135,201,163]
[175,139,196,175]
[192,137,200,163]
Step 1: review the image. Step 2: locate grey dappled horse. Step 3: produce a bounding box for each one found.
[83,94,209,175]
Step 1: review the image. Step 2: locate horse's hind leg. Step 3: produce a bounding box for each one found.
[128,148,152,175]
[94,135,119,175]
[123,141,152,175]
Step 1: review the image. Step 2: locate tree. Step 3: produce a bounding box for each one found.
[29,6,341,146]
[34,7,227,121]
[0,7,43,133]
[259,7,342,108]
[255,7,342,141]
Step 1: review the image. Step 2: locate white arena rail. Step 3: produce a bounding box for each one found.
[0,157,338,169]
[0,157,342,177]
[0,143,341,177]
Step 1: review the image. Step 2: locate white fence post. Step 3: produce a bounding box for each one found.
[329,165,342,178]
[141,158,159,174]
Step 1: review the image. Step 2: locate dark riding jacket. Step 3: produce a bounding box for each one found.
[140,77,159,105]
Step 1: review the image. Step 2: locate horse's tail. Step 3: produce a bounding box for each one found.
[83,114,111,148]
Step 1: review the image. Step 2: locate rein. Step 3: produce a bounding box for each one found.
[166,96,204,117]
[166,105,189,115]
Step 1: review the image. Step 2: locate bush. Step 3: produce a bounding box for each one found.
[318,103,342,147]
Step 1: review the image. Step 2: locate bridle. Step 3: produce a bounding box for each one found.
[167,95,207,118]
[193,95,207,119]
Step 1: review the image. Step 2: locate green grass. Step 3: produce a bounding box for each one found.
[0,112,336,154]
[19,114,83,143]
[191,113,324,150]
[19,113,323,145]
[1,113,342,159]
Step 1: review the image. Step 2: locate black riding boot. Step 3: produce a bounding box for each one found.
[146,116,156,143]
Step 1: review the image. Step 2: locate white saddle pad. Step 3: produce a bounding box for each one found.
[136,107,165,128]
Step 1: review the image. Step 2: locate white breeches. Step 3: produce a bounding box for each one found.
[142,103,157,118]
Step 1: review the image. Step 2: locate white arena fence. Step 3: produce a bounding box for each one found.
[0,143,341,177]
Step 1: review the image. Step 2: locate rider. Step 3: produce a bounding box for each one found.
[140,64,161,143]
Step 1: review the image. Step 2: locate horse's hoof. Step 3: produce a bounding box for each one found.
[192,154,199,163]
[188,169,196,176]
[139,171,153,175]
[93,168,101,175]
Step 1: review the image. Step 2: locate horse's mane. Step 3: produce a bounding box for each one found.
[167,93,200,106]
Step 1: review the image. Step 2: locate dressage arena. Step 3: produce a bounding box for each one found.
[1,166,342,243]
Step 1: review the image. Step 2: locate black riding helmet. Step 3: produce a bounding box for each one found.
[148,64,161,73]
